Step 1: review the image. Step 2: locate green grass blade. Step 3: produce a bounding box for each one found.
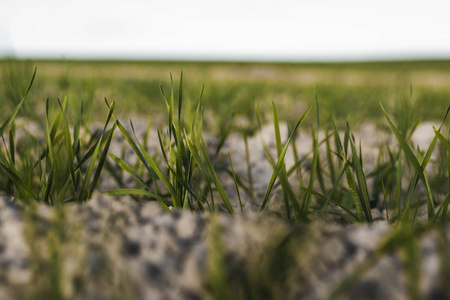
[74,138,100,171]
[199,141,234,215]
[116,120,162,194]
[344,155,365,223]
[129,120,178,205]
[175,126,184,208]
[55,177,73,204]
[159,85,170,111]
[0,67,36,135]
[228,153,243,213]
[381,102,435,220]
[45,98,55,165]
[272,102,292,219]
[260,105,313,210]
[57,99,76,198]
[186,135,234,215]
[43,163,55,204]
[261,141,276,169]
[243,135,255,204]
[331,118,366,222]
[9,128,15,166]
[79,133,102,201]
[79,102,115,201]
[431,189,450,222]
[349,136,372,222]
[178,71,183,125]
[73,101,83,163]
[190,86,204,135]
[301,132,319,220]
[326,129,336,183]
[318,163,347,216]
[420,106,449,169]
[396,151,402,220]
[433,126,450,149]
[157,129,169,165]
[0,162,36,200]
[49,97,67,143]
[88,122,117,198]
[381,180,390,223]
[315,87,320,128]
[169,73,174,138]
[304,187,359,221]
[162,159,198,201]
[380,103,422,177]
[109,153,153,190]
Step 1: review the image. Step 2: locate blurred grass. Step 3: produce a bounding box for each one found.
[2,59,450,130]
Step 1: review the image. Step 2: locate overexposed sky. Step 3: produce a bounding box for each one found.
[1,0,450,61]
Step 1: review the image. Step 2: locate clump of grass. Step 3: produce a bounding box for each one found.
[2,69,449,224]
[107,73,234,214]
[259,101,313,220]
[0,68,117,204]
[100,72,450,227]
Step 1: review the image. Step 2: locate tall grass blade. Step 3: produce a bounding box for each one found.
[9,127,15,165]
[186,115,230,213]
[301,132,319,220]
[318,163,347,216]
[381,102,435,220]
[381,180,390,223]
[228,153,243,213]
[116,120,162,194]
[79,101,115,202]
[57,99,76,197]
[129,120,178,205]
[109,153,152,190]
[243,135,255,204]
[88,121,117,198]
[349,136,372,222]
[189,137,234,215]
[169,73,174,138]
[420,105,449,171]
[0,67,36,136]
[178,71,183,125]
[326,129,336,183]
[272,102,291,219]
[260,105,313,211]
[396,151,402,220]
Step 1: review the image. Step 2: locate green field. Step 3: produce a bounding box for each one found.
[2,59,450,129]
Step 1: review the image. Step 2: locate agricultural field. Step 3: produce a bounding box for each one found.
[2,59,450,126]
[0,59,449,300]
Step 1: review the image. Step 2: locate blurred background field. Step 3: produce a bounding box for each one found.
[2,59,450,132]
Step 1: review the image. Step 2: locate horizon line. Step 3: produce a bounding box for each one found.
[2,52,450,64]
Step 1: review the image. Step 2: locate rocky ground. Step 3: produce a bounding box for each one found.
[0,193,449,300]
[0,119,449,299]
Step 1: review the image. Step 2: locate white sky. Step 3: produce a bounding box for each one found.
[1,0,450,61]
